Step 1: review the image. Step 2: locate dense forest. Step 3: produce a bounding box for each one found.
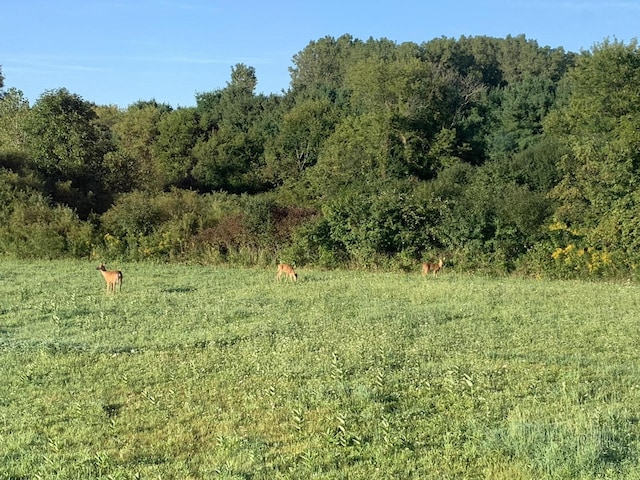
[1,34,639,278]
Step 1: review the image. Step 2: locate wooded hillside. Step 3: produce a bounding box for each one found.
[1,34,639,278]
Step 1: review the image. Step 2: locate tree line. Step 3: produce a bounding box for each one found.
[1,34,639,278]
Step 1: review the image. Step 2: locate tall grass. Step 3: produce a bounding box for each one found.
[1,259,640,479]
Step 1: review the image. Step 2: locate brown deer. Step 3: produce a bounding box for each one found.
[422,258,444,277]
[97,263,123,292]
[276,263,298,282]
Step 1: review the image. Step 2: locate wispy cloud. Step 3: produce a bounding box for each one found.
[156,0,224,13]
[161,55,273,65]
[558,1,640,10]
[2,55,110,74]
[520,0,640,10]
[90,0,224,15]
[1,51,273,79]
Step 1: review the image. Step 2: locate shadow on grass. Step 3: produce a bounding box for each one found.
[161,286,197,294]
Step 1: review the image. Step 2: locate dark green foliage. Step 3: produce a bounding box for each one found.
[191,126,265,193]
[0,151,94,258]
[1,35,639,278]
[283,216,347,268]
[487,75,558,162]
[98,189,219,260]
[0,191,93,259]
[192,64,275,194]
[321,179,444,266]
[24,89,114,217]
[153,108,199,189]
[262,97,338,186]
[0,88,30,151]
[545,39,640,274]
[193,195,319,265]
[0,151,45,195]
[105,102,168,192]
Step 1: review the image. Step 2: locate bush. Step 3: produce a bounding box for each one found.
[189,196,321,266]
[98,189,227,261]
[282,217,347,268]
[0,195,93,259]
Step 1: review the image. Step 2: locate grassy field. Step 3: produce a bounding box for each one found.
[2,259,640,479]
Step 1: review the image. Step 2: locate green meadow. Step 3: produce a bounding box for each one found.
[2,259,640,479]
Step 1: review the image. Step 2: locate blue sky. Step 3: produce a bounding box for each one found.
[1,0,638,108]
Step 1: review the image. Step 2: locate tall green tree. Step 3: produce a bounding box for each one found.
[192,64,270,193]
[153,107,199,189]
[0,88,30,152]
[321,50,485,184]
[262,97,337,186]
[309,111,397,197]
[25,88,113,215]
[486,74,558,162]
[546,39,640,265]
[104,101,169,193]
[289,34,360,101]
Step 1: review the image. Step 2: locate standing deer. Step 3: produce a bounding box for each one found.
[276,263,298,282]
[422,258,445,277]
[97,263,123,292]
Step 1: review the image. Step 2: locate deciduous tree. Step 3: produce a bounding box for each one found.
[25,88,113,216]
[546,39,640,266]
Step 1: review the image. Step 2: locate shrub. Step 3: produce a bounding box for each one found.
[282,216,347,268]
[0,195,93,259]
[98,189,226,260]
[189,196,321,266]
